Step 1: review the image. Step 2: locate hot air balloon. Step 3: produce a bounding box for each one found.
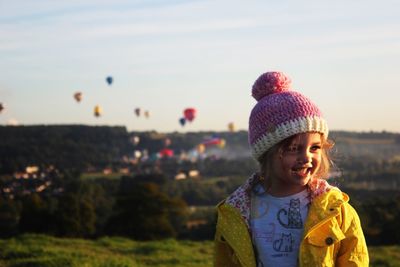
[74,92,82,102]
[131,135,140,145]
[228,122,235,132]
[201,137,226,148]
[134,108,141,117]
[183,108,196,122]
[159,148,174,158]
[94,105,102,117]
[0,103,4,113]
[179,117,186,126]
[144,110,150,118]
[134,150,142,159]
[106,76,113,85]
[196,144,206,154]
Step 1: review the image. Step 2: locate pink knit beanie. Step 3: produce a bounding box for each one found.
[249,71,328,160]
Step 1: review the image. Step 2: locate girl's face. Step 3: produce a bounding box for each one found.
[269,132,322,196]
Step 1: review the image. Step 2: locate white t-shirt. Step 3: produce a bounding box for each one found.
[250,185,310,267]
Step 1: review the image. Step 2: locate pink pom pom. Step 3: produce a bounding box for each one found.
[251,72,292,101]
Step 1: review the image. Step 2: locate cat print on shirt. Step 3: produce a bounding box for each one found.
[273,233,294,252]
[277,198,303,229]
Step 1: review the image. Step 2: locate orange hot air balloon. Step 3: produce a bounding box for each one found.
[196,144,206,154]
[144,110,150,118]
[74,92,82,102]
[94,105,102,117]
[183,108,196,122]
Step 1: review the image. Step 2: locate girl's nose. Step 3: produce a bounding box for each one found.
[298,150,311,164]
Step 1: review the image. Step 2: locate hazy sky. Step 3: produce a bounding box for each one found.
[1,0,399,133]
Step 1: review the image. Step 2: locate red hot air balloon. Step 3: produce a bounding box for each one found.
[183,108,196,122]
[201,137,226,148]
[159,148,174,158]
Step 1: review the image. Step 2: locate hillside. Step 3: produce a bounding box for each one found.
[0,125,399,248]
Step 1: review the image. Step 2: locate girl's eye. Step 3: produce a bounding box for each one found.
[311,145,321,151]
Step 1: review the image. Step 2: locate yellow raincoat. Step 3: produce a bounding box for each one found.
[214,181,369,267]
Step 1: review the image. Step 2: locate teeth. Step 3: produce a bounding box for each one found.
[293,168,310,175]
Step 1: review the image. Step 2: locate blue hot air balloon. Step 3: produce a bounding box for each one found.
[106,76,113,85]
[179,117,186,126]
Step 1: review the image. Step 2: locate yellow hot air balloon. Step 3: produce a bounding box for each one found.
[218,139,226,148]
[228,122,235,132]
[94,105,102,117]
[74,92,82,102]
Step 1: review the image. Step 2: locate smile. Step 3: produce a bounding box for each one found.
[292,167,312,177]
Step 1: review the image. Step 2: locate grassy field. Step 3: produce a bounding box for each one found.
[0,234,399,267]
[0,234,212,267]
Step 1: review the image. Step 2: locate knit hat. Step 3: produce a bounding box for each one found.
[249,71,328,160]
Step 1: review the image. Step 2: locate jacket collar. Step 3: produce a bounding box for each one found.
[303,188,348,239]
[225,173,337,230]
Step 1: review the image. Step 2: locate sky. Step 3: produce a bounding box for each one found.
[1,0,399,133]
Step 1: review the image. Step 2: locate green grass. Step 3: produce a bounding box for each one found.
[0,234,213,267]
[0,234,399,267]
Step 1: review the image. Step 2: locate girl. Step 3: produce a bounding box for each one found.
[214,72,369,267]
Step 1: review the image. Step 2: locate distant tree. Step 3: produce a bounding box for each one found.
[54,178,99,237]
[0,196,19,237]
[55,192,96,237]
[106,181,188,240]
[19,193,52,234]
[357,196,400,245]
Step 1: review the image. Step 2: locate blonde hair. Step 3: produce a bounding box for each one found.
[258,133,334,187]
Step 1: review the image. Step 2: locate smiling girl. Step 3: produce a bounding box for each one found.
[214,72,369,267]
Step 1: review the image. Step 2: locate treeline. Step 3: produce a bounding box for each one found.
[3,125,400,175]
[0,172,194,241]
[0,125,132,174]
[343,188,400,246]
[0,125,251,175]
